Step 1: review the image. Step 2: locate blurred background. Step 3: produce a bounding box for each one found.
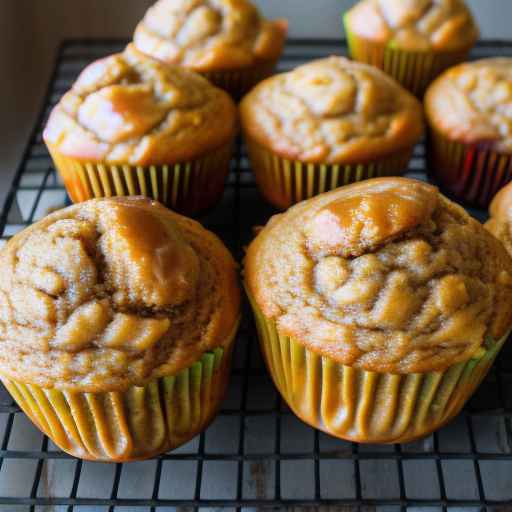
[1,0,511,180]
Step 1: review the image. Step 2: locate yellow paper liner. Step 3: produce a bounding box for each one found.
[201,59,277,101]
[247,291,507,444]
[427,127,512,208]
[344,18,472,97]
[2,322,239,461]
[47,141,234,216]
[245,136,414,209]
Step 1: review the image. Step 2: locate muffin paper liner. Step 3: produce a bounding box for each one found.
[344,20,471,97]
[1,323,239,461]
[245,137,414,209]
[201,60,277,101]
[427,128,512,208]
[247,291,508,444]
[47,142,234,216]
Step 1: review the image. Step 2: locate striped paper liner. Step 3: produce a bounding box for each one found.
[2,325,238,462]
[47,142,233,216]
[201,60,277,101]
[247,291,508,444]
[344,18,472,97]
[427,128,512,208]
[245,137,414,209]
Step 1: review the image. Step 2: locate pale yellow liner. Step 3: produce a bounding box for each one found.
[344,18,472,97]
[248,292,507,444]
[47,142,233,216]
[245,136,414,209]
[2,322,239,461]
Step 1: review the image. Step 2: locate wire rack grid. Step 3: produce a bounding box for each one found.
[0,39,511,512]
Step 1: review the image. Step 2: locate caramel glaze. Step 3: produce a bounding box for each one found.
[0,197,240,392]
[246,177,512,374]
[43,44,237,165]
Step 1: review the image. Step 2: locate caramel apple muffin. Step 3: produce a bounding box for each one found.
[240,57,423,208]
[344,0,479,96]
[425,58,512,207]
[133,0,288,99]
[245,177,512,443]
[43,44,237,216]
[0,197,240,461]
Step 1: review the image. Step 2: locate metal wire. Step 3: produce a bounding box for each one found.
[0,39,511,510]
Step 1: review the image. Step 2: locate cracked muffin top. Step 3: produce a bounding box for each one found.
[0,197,240,392]
[239,57,423,164]
[245,178,512,374]
[487,182,512,255]
[425,59,512,154]
[133,0,287,71]
[345,0,478,51]
[43,44,237,166]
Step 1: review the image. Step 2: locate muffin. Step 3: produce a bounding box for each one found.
[43,44,237,216]
[344,0,479,97]
[240,57,423,209]
[245,177,512,444]
[425,58,512,208]
[487,182,512,255]
[0,197,240,461]
[133,0,288,99]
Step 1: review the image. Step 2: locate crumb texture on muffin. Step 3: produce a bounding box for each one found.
[133,0,287,70]
[426,58,512,153]
[240,57,423,164]
[0,197,240,391]
[43,44,237,165]
[346,0,478,51]
[245,178,512,374]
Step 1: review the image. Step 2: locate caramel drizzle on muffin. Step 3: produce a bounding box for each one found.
[0,197,239,391]
[246,178,512,374]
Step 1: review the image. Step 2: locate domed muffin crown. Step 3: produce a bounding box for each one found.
[246,178,512,373]
[0,197,240,391]
[133,0,287,70]
[43,44,237,165]
[240,57,423,164]
[426,58,512,154]
[345,0,479,51]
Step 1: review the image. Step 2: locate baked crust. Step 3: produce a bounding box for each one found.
[0,197,240,392]
[425,58,512,154]
[133,0,287,71]
[245,177,512,374]
[239,57,423,164]
[43,44,237,165]
[345,0,478,52]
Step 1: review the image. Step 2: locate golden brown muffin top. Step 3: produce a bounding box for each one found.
[43,44,237,165]
[133,0,287,71]
[425,59,512,154]
[240,57,424,164]
[0,197,240,392]
[245,178,512,374]
[345,0,478,51]
[486,182,512,255]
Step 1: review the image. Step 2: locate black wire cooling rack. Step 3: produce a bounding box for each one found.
[0,39,512,511]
